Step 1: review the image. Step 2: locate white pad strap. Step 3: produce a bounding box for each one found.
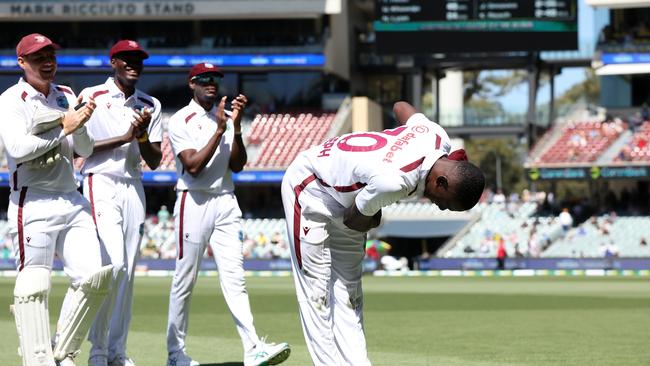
[52,265,113,360]
[13,267,55,366]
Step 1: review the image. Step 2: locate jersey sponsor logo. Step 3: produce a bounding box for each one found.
[382,132,417,163]
[56,96,69,109]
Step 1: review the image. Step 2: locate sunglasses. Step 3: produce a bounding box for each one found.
[191,74,222,85]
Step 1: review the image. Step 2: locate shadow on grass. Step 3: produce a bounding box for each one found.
[199,363,243,366]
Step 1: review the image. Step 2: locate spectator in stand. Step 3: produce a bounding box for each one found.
[272,240,290,259]
[492,189,506,204]
[242,233,256,259]
[559,208,573,233]
[640,103,650,121]
[514,243,525,258]
[158,204,170,225]
[618,145,632,161]
[270,231,284,246]
[141,239,160,259]
[629,112,643,133]
[496,237,507,270]
[528,230,540,257]
[253,239,272,259]
[254,231,268,246]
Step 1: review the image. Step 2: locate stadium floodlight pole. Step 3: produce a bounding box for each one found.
[526,52,541,149]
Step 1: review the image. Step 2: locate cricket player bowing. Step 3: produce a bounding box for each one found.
[281,101,485,365]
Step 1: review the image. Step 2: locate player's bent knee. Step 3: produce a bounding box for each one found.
[14,266,50,297]
[13,267,55,366]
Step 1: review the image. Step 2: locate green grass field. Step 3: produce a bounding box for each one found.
[0,276,649,366]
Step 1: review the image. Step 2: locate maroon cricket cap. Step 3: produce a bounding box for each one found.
[109,40,149,59]
[448,149,468,161]
[188,62,224,79]
[16,33,60,57]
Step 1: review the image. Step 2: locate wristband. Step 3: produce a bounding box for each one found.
[137,131,149,143]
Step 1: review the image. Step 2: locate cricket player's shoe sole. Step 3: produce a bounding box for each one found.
[244,340,291,366]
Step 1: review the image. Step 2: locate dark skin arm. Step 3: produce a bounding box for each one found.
[91,124,138,153]
[228,94,248,173]
[343,204,382,233]
[393,101,418,125]
[177,96,227,177]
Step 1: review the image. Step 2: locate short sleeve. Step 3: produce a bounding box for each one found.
[148,98,163,143]
[167,115,195,156]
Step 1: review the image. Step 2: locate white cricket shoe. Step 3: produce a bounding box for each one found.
[108,356,136,366]
[166,351,199,366]
[244,339,291,366]
[56,355,77,366]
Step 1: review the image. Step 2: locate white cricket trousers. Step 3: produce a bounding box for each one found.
[8,187,105,283]
[167,190,260,355]
[8,187,105,350]
[84,174,146,360]
[281,167,371,366]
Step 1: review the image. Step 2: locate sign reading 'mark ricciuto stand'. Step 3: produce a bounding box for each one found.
[0,0,341,19]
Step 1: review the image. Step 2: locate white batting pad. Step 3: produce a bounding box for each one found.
[13,266,55,366]
[52,265,113,361]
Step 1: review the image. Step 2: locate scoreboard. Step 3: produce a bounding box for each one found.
[375,0,578,53]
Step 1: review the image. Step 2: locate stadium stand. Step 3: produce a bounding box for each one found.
[615,121,650,162]
[246,112,335,169]
[542,215,650,258]
[443,201,563,258]
[532,119,626,164]
[139,216,291,260]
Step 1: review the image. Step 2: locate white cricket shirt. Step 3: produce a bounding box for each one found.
[297,113,451,215]
[80,77,162,179]
[168,99,236,193]
[0,78,94,193]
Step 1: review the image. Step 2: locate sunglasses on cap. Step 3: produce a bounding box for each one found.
[191,74,222,85]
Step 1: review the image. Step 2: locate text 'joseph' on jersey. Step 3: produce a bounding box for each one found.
[167,99,236,193]
[0,78,93,193]
[296,113,451,216]
[80,77,162,179]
